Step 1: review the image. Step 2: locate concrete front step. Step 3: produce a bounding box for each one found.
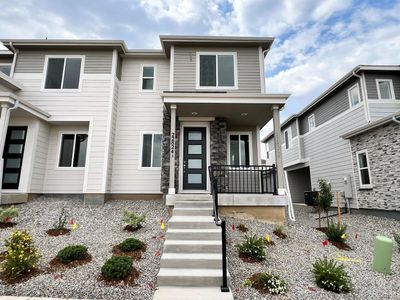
[157,268,229,287]
[153,286,234,300]
[161,253,222,269]
[163,240,222,253]
[174,200,213,209]
[166,228,221,240]
[173,207,213,216]
[168,216,216,229]
[171,194,213,201]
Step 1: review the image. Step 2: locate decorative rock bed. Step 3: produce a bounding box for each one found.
[226,205,400,300]
[0,196,168,299]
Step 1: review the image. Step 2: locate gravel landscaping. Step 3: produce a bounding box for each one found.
[0,196,168,299]
[226,205,400,300]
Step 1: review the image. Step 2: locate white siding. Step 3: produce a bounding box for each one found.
[302,105,366,206]
[30,120,50,193]
[282,137,300,165]
[368,101,400,121]
[106,79,119,192]
[110,58,169,193]
[43,125,88,193]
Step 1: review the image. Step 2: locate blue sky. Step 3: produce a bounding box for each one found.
[1,0,399,136]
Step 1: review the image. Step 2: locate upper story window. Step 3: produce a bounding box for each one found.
[283,128,292,150]
[376,79,395,100]
[140,65,156,91]
[308,114,316,130]
[141,133,162,168]
[356,150,372,189]
[197,52,237,89]
[44,56,83,90]
[59,133,88,168]
[348,84,361,107]
[0,64,12,76]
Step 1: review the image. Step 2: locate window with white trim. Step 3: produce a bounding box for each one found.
[228,133,251,166]
[356,150,372,188]
[59,134,88,167]
[141,133,162,168]
[348,84,361,107]
[308,114,316,130]
[197,53,237,88]
[44,57,83,90]
[376,79,395,100]
[283,128,292,150]
[266,143,270,159]
[0,64,12,76]
[141,65,155,91]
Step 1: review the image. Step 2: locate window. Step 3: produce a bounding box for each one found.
[376,79,395,100]
[0,64,11,76]
[228,133,251,166]
[283,128,292,149]
[141,133,162,168]
[44,56,83,90]
[356,150,372,188]
[266,143,269,159]
[59,134,88,167]
[197,53,237,88]
[308,114,316,130]
[348,84,361,107]
[140,65,155,91]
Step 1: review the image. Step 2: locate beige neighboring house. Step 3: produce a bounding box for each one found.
[0,35,291,222]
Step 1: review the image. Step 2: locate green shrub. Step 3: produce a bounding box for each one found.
[2,230,40,279]
[313,256,352,293]
[325,223,347,243]
[236,234,266,260]
[394,233,400,252]
[256,273,288,294]
[101,256,133,280]
[57,245,88,264]
[0,206,18,223]
[119,238,145,252]
[53,208,68,229]
[316,179,333,227]
[122,209,145,229]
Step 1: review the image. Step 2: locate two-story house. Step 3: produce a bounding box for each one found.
[0,35,290,222]
[263,65,400,213]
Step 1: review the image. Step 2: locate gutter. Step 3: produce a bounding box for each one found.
[352,71,370,122]
[9,42,18,78]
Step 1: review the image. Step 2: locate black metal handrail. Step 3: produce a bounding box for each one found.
[209,164,278,195]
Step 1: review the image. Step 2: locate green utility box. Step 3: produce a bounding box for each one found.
[372,235,393,274]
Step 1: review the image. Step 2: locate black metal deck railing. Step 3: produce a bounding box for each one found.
[208,164,278,293]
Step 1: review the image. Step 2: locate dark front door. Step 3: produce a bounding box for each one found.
[183,127,207,190]
[2,127,27,189]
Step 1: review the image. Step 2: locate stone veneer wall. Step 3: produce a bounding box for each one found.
[210,118,227,165]
[350,121,400,211]
[161,108,180,194]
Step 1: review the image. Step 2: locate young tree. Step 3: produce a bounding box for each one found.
[317,179,333,226]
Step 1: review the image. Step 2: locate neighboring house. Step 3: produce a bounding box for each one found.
[0,36,289,221]
[263,65,400,211]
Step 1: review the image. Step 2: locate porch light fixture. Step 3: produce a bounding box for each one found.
[241,113,248,116]
[191,112,198,116]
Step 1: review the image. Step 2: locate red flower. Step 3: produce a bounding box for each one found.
[322,240,329,247]
[4,216,11,223]
[69,219,75,225]
[154,250,161,257]
[355,233,359,240]
[308,287,317,292]
[232,224,236,231]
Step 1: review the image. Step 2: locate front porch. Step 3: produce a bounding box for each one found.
[161,92,290,222]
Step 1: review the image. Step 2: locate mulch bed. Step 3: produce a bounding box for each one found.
[49,253,92,271]
[315,227,328,233]
[329,241,352,251]
[248,273,270,294]
[237,224,249,233]
[273,230,287,239]
[123,225,142,232]
[112,244,147,260]
[97,267,139,286]
[0,222,17,229]
[0,268,43,284]
[46,228,71,236]
[239,253,264,263]
[264,240,275,247]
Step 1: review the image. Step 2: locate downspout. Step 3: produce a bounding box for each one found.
[393,115,400,124]
[0,100,19,204]
[262,49,270,94]
[353,71,370,122]
[9,42,18,78]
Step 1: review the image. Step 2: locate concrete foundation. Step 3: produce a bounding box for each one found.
[219,206,286,224]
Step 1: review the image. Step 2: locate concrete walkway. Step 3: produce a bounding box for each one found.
[153,286,233,300]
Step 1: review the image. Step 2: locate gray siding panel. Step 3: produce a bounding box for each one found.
[173,46,261,93]
[282,121,297,137]
[15,50,113,74]
[299,78,361,134]
[368,101,400,121]
[365,72,400,99]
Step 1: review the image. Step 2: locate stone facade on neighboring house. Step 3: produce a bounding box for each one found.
[350,121,400,211]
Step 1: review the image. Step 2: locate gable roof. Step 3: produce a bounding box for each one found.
[262,64,400,143]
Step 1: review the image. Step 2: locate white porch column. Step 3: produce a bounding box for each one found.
[0,103,11,202]
[272,105,285,193]
[168,104,177,194]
